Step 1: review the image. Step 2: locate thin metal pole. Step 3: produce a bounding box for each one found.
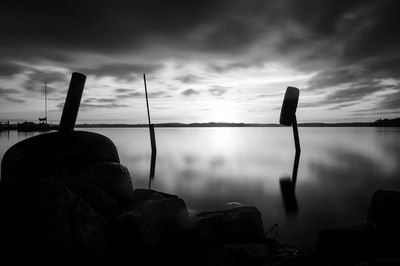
[143,73,151,125]
[143,73,157,189]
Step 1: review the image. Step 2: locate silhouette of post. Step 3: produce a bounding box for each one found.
[291,115,301,187]
[143,73,157,189]
[59,72,86,132]
[279,86,300,214]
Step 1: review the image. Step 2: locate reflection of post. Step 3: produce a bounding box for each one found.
[7,121,10,139]
[143,73,157,189]
[148,124,157,189]
[291,115,301,187]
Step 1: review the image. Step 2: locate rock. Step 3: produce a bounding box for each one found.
[188,207,266,246]
[317,223,382,263]
[123,189,189,242]
[127,188,179,204]
[356,259,400,266]
[367,190,400,231]
[275,254,327,266]
[203,243,272,266]
[105,210,156,265]
[76,162,134,207]
[66,178,117,219]
[0,180,106,266]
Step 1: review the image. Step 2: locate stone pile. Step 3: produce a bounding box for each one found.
[0,176,272,266]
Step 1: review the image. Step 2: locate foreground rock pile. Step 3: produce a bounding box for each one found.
[279,190,400,266]
[1,172,400,265]
[0,176,273,266]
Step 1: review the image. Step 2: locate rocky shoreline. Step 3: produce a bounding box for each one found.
[1,173,400,265]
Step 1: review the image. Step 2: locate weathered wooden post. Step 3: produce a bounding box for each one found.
[279,86,300,214]
[59,72,86,131]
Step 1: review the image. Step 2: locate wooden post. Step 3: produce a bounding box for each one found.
[279,87,301,214]
[59,72,86,132]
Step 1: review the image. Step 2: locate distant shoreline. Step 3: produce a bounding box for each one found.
[75,122,375,128]
[1,118,399,130]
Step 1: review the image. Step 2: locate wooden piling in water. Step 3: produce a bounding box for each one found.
[59,72,86,132]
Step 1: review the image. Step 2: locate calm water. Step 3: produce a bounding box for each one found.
[1,127,400,246]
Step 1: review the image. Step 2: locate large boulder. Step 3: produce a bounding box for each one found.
[367,190,400,231]
[317,224,383,263]
[170,206,267,266]
[76,162,134,207]
[0,180,106,266]
[203,243,272,266]
[356,259,400,266]
[122,189,189,242]
[188,206,266,245]
[66,178,117,219]
[105,210,156,265]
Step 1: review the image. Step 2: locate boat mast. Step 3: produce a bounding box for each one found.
[45,81,47,123]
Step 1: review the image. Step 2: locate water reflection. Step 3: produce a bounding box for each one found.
[1,127,400,246]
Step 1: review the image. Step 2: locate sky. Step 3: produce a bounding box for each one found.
[0,0,399,124]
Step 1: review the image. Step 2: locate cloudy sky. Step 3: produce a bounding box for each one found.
[1,0,399,124]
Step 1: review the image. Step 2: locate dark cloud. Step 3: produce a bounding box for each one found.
[298,0,400,111]
[56,101,129,110]
[80,102,130,109]
[323,80,387,104]
[1,0,400,119]
[0,87,25,103]
[175,74,203,84]
[4,97,25,103]
[0,0,225,58]
[114,88,131,93]
[182,88,200,96]
[83,97,117,104]
[0,61,24,78]
[208,86,227,96]
[327,102,357,110]
[114,88,144,99]
[300,80,397,110]
[208,62,253,73]
[148,91,170,98]
[254,92,284,99]
[0,87,19,96]
[80,63,163,82]
[1,0,399,73]
[298,102,324,109]
[0,86,24,104]
[23,69,68,93]
[306,68,363,91]
[116,91,143,99]
[376,89,400,110]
